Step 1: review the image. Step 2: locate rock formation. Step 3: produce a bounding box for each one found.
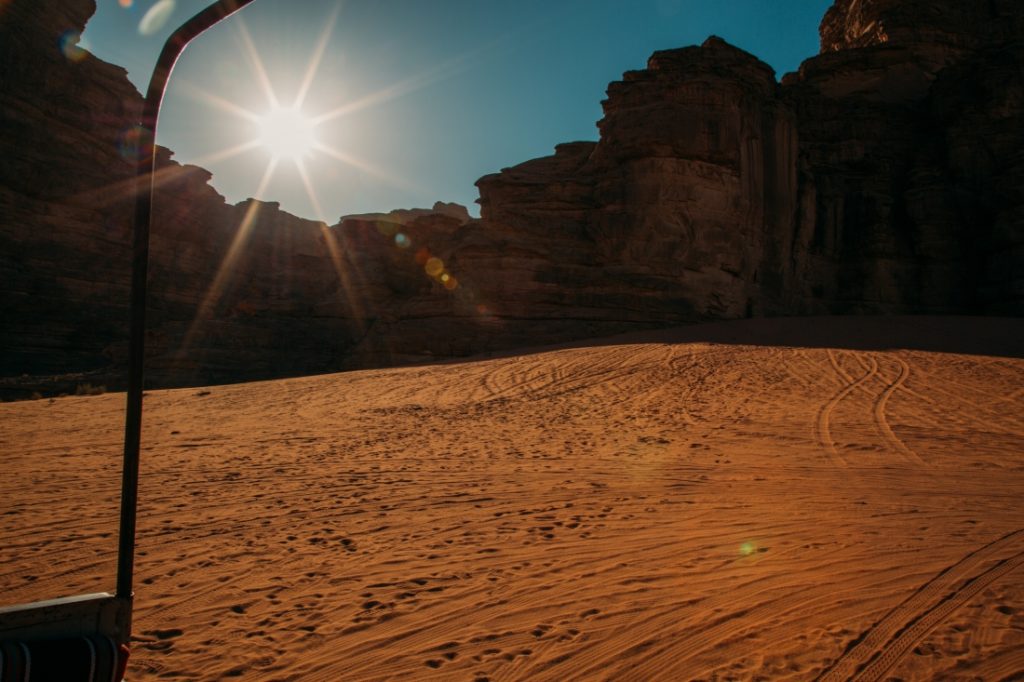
[340,201,472,226]
[472,0,1024,318]
[782,0,1024,314]
[1,0,1021,397]
[1,0,137,391]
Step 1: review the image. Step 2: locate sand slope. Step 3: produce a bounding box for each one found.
[1,317,1023,681]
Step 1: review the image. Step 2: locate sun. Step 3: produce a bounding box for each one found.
[256,106,318,162]
[182,6,424,224]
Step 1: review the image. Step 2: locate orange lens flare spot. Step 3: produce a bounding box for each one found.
[443,276,459,291]
[425,257,444,277]
[414,247,430,265]
[119,0,132,7]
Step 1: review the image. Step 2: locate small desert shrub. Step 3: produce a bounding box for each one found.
[75,383,106,396]
[30,392,43,401]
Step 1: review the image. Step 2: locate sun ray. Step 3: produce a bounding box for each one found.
[318,223,370,327]
[69,161,222,209]
[295,158,327,223]
[298,155,377,329]
[235,16,279,109]
[176,80,261,123]
[294,2,341,110]
[181,158,279,354]
[189,138,263,167]
[312,141,424,195]
[311,52,472,126]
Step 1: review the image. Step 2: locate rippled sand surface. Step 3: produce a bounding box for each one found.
[2,316,1022,681]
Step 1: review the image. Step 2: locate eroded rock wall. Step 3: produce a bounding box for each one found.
[0,0,138,382]
[781,0,1024,314]
[471,1,1023,318]
[0,0,463,392]
[1,0,1021,397]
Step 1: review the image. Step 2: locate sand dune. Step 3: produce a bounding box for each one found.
[2,316,1023,680]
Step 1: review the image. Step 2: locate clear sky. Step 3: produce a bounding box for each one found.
[82,0,833,223]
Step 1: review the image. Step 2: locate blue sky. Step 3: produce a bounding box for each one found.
[83,0,832,222]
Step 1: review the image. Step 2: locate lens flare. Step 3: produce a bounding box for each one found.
[395,233,411,248]
[59,31,87,62]
[139,0,175,36]
[118,125,152,162]
[119,0,133,7]
[425,257,444,277]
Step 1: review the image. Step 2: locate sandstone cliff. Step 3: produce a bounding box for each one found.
[1,0,1021,397]
[782,0,1024,313]
[473,0,1024,318]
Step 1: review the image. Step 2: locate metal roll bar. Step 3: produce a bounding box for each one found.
[0,2,256,667]
[120,0,255,604]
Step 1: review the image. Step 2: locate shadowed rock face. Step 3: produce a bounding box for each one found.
[475,38,798,323]
[781,0,1024,314]
[0,0,137,387]
[0,0,1021,396]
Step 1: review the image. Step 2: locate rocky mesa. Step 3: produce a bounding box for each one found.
[1,0,1021,397]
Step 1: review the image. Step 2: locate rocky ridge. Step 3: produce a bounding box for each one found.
[1,0,1021,397]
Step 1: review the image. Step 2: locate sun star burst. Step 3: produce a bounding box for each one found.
[256,106,318,162]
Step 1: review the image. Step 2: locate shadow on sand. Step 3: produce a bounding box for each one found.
[474,315,1024,361]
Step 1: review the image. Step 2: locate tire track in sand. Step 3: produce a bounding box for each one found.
[870,357,929,468]
[817,528,1024,682]
[838,353,927,468]
[814,350,878,467]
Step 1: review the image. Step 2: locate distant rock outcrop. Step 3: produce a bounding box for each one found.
[341,202,472,226]
[1,0,1021,397]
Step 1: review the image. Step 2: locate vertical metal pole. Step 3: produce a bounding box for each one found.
[117,0,257,604]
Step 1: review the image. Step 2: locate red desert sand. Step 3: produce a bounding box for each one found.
[2,316,1022,681]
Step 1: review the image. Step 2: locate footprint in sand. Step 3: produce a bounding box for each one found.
[531,623,553,638]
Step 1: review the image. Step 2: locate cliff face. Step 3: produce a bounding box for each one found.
[1,0,1021,396]
[475,38,798,323]
[0,0,137,383]
[819,0,1024,57]
[473,0,1024,318]
[781,0,1024,313]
